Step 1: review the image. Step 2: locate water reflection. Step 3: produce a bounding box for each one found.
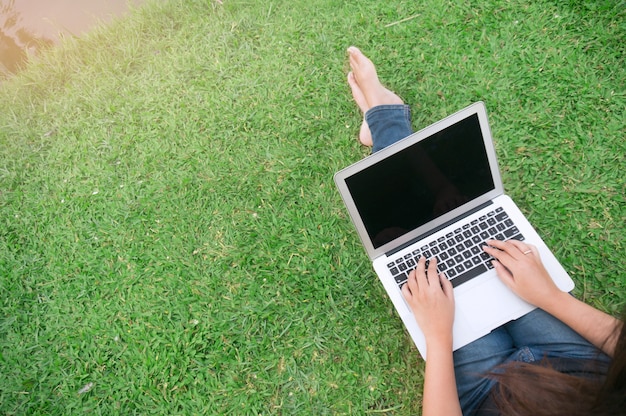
[0,0,143,78]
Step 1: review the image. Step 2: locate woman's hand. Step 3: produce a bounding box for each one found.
[401,257,455,345]
[483,239,562,310]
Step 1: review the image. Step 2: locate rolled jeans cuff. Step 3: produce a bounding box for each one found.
[365,104,413,153]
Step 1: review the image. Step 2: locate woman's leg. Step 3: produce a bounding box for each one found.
[456,308,611,413]
[453,327,517,412]
[347,47,413,152]
[365,105,413,152]
[504,308,611,362]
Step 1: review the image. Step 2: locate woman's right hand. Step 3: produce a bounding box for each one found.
[482,239,563,310]
[402,257,455,345]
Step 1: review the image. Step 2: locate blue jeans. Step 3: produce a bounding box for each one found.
[365,104,609,414]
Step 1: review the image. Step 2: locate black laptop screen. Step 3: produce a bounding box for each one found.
[345,113,494,249]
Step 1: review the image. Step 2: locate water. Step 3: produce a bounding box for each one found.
[1,0,143,77]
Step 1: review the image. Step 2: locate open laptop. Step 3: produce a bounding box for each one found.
[334,102,574,359]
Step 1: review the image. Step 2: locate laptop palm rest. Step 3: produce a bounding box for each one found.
[456,275,533,333]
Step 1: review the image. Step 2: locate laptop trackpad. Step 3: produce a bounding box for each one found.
[456,278,528,332]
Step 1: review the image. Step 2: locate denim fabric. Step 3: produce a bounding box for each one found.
[365,104,413,153]
[455,308,610,414]
[366,104,609,415]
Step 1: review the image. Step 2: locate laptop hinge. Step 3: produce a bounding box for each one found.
[385,200,493,257]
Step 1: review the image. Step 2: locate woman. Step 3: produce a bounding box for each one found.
[346,46,625,416]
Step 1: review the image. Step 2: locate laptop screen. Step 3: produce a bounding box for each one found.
[344,113,494,249]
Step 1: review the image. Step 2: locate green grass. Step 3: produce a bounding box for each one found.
[0,0,624,414]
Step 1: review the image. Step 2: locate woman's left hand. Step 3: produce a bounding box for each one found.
[401,257,455,344]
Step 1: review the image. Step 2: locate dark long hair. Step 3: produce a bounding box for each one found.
[489,311,626,416]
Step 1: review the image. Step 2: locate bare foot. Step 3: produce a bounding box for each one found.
[347,72,373,146]
[347,46,404,146]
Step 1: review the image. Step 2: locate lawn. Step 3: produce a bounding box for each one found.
[0,0,624,414]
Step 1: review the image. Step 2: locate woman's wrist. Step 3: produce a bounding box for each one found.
[425,330,453,351]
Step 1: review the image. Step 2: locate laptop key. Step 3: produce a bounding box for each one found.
[394,272,408,284]
[451,264,488,287]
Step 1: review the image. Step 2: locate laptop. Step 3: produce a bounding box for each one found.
[334,102,574,359]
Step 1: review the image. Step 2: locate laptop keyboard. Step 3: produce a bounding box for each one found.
[387,207,524,289]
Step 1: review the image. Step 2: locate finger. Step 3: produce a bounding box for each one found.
[509,240,539,257]
[439,273,454,299]
[485,239,518,254]
[427,257,439,287]
[492,259,514,286]
[401,279,412,300]
[405,268,418,295]
[506,240,537,257]
[414,257,429,289]
[483,243,515,265]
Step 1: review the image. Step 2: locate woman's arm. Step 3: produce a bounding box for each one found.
[422,335,461,416]
[484,239,622,357]
[402,258,462,416]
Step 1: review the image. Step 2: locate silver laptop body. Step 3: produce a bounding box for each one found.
[334,102,574,359]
